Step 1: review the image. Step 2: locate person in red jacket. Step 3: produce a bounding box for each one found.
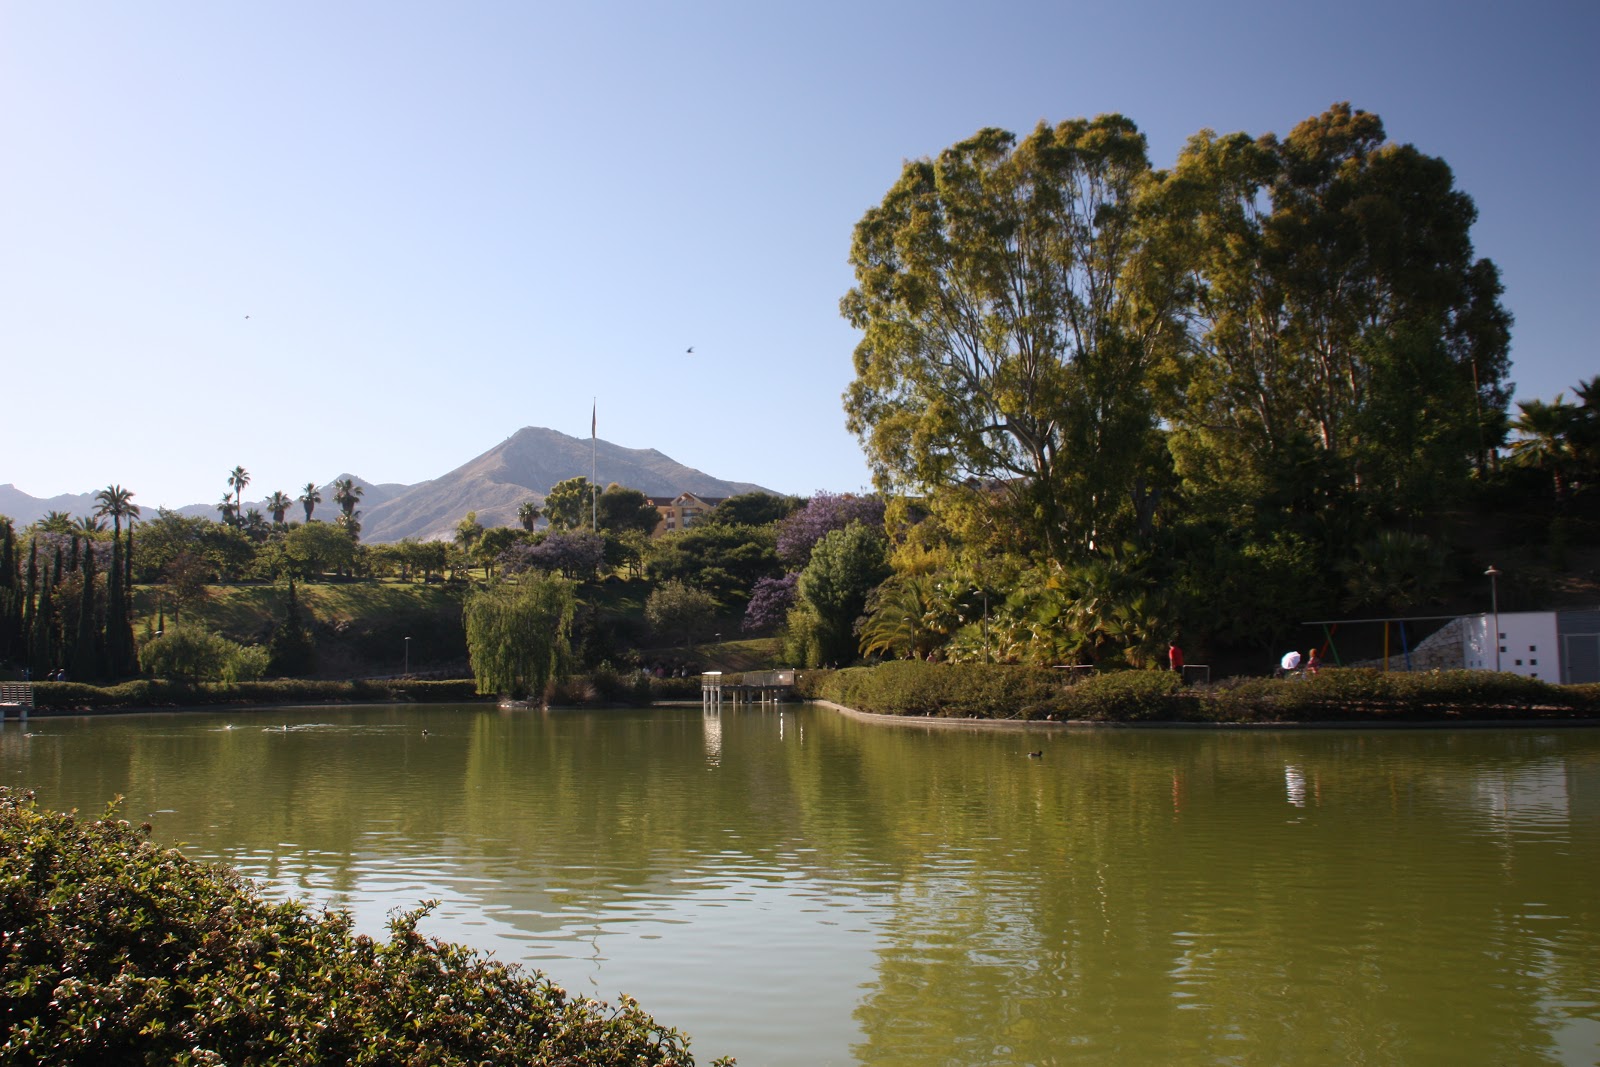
[1168,641,1185,676]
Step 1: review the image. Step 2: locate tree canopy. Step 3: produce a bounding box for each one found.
[839,103,1517,668]
[463,573,577,703]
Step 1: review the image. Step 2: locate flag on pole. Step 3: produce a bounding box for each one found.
[591,401,596,439]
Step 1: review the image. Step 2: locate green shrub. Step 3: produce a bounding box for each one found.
[139,627,247,682]
[28,678,487,712]
[1058,670,1182,721]
[221,643,271,683]
[1190,668,1589,723]
[648,675,702,701]
[818,661,1070,719]
[809,662,1599,724]
[0,789,728,1066]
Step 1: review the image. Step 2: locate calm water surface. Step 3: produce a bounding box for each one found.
[4,704,1597,1066]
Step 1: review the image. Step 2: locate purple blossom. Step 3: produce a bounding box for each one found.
[743,572,799,633]
[500,531,605,579]
[775,492,886,568]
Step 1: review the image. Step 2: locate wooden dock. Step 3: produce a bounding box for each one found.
[702,670,797,707]
[0,682,33,722]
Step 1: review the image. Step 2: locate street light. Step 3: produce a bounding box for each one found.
[403,636,411,677]
[1484,566,1501,672]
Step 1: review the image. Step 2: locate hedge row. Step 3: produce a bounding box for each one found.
[814,662,1600,723]
[0,789,728,1066]
[26,678,484,712]
[23,673,706,713]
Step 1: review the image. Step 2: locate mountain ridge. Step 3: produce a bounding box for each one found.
[0,427,775,543]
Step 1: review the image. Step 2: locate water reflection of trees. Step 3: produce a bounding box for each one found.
[796,719,1599,1065]
[6,711,1596,1063]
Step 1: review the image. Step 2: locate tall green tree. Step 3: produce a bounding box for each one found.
[93,485,140,678]
[596,484,661,538]
[463,574,577,704]
[542,477,594,531]
[795,522,891,666]
[842,116,1187,560]
[644,580,719,648]
[0,519,19,662]
[266,579,316,677]
[71,541,100,680]
[704,492,804,528]
[1170,105,1511,522]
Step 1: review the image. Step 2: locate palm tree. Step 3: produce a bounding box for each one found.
[333,478,364,519]
[1508,396,1580,504]
[72,515,107,535]
[216,494,239,526]
[93,484,141,539]
[335,511,362,545]
[38,511,75,535]
[518,500,542,532]
[242,509,271,541]
[299,482,323,523]
[264,491,294,526]
[227,466,251,523]
[455,511,483,556]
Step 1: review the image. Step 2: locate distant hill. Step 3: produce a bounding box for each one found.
[360,427,771,542]
[1,428,773,543]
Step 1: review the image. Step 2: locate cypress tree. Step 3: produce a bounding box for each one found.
[105,525,124,676]
[21,538,38,675]
[73,543,100,680]
[267,579,316,678]
[0,519,17,661]
[32,559,56,677]
[119,523,139,676]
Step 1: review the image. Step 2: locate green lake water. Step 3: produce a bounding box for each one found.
[3,703,1597,1066]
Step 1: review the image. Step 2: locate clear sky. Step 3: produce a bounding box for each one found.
[2,0,1594,511]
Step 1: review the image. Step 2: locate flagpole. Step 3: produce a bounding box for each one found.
[591,398,598,532]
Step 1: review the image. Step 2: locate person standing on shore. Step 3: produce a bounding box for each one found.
[1168,641,1185,678]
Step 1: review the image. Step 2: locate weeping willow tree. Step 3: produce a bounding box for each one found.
[463,573,577,704]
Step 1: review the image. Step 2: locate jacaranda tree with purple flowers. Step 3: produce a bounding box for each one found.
[776,492,886,569]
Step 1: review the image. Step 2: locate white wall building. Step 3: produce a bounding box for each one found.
[1461,609,1600,684]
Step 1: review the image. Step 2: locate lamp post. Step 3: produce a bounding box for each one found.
[403,636,411,677]
[1484,566,1501,672]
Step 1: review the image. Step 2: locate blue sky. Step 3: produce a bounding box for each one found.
[2,0,1594,511]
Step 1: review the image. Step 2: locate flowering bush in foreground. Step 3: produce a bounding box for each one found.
[0,789,731,1066]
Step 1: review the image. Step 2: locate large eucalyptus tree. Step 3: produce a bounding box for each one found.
[842,115,1188,560]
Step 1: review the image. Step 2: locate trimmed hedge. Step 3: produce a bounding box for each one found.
[815,661,1600,723]
[0,789,729,1066]
[823,662,1071,719]
[27,678,484,712]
